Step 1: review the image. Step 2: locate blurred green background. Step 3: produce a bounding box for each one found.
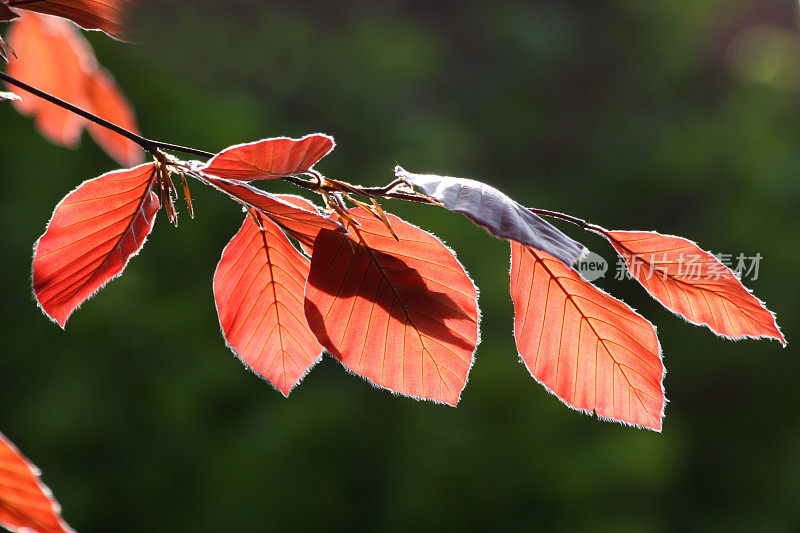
[2,0,800,531]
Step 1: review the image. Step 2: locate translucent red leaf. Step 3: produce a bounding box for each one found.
[199,175,342,248]
[396,166,586,267]
[200,134,335,180]
[214,214,323,395]
[272,194,321,214]
[0,431,74,533]
[304,209,480,406]
[6,13,142,165]
[5,0,130,39]
[33,163,159,328]
[85,69,143,167]
[604,230,785,345]
[510,242,665,430]
[6,12,93,147]
[272,194,323,256]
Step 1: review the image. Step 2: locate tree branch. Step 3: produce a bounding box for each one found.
[0,70,214,159]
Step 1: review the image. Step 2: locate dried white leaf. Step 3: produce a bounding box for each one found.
[396,166,585,266]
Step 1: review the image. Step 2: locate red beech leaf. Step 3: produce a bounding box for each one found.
[272,194,321,214]
[604,230,785,345]
[396,166,586,267]
[33,163,159,328]
[200,134,335,180]
[0,431,74,533]
[7,12,93,147]
[6,13,142,165]
[85,69,143,167]
[510,242,665,430]
[272,194,323,256]
[5,0,130,39]
[199,175,342,248]
[214,214,323,395]
[304,209,480,406]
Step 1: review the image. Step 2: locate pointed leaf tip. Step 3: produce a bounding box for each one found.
[33,163,159,327]
[215,214,322,395]
[200,134,335,181]
[510,243,665,431]
[304,209,480,406]
[396,166,586,267]
[605,230,785,346]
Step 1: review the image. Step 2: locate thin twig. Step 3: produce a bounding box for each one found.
[5,71,604,231]
[529,207,607,234]
[281,175,435,205]
[0,71,214,159]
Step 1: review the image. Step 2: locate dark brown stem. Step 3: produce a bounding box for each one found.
[4,71,611,235]
[281,175,436,205]
[529,208,608,234]
[0,71,214,159]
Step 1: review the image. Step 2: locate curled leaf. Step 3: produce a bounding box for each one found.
[604,230,785,345]
[0,431,74,533]
[200,134,335,181]
[33,163,159,327]
[396,166,585,267]
[214,214,323,395]
[304,209,480,406]
[510,243,665,431]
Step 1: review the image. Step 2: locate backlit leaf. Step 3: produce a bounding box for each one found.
[6,12,142,165]
[7,12,92,147]
[85,69,143,167]
[396,166,585,267]
[200,134,335,180]
[0,431,74,533]
[214,213,322,395]
[604,230,785,345]
[199,175,342,248]
[510,242,665,430]
[5,0,131,39]
[272,194,324,255]
[272,194,321,214]
[304,209,480,406]
[33,163,159,328]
